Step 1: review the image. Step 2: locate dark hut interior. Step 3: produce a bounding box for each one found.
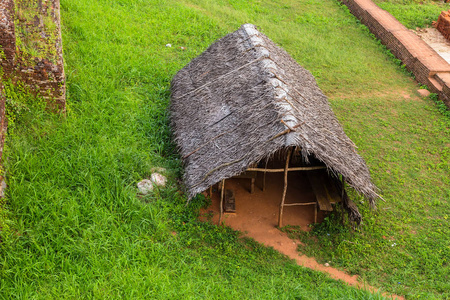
[213,146,345,227]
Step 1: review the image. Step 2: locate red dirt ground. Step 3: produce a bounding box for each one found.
[200,172,405,299]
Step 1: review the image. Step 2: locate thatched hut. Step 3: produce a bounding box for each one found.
[170,24,379,226]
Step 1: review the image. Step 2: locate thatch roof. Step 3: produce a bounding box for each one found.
[170,24,378,205]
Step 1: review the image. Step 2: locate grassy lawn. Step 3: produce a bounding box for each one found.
[1,0,449,299]
[372,0,448,29]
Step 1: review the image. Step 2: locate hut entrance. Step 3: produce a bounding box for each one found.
[212,147,343,228]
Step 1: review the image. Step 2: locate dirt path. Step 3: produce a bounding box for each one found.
[200,173,404,299]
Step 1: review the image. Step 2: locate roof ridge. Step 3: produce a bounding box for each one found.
[240,24,299,146]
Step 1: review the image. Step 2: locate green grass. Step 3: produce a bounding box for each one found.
[0,0,449,299]
[0,0,387,299]
[372,0,448,29]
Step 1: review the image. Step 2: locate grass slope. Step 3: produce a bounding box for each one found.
[0,0,448,299]
[0,0,385,299]
[372,0,448,29]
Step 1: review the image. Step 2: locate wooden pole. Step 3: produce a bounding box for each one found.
[282,202,316,207]
[219,179,225,225]
[246,166,326,172]
[263,159,268,192]
[314,203,317,224]
[278,148,292,228]
[251,177,255,194]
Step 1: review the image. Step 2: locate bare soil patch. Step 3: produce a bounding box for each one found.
[200,172,405,299]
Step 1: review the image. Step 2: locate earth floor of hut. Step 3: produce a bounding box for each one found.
[199,172,405,299]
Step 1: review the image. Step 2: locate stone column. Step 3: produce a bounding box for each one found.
[0,0,14,166]
[0,0,14,197]
[0,0,16,76]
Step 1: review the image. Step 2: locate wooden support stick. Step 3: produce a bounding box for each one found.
[278,148,292,228]
[219,179,225,225]
[269,121,305,141]
[263,159,268,192]
[281,119,296,132]
[314,203,317,224]
[246,166,326,172]
[282,202,317,207]
[251,178,255,194]
[269,128,291,141]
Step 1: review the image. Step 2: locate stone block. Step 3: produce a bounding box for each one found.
[435,10,450,41]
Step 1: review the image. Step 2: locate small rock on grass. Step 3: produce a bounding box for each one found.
[137,179,154,194]
[151,173,167,187]
[0,178,6,198]
[137,171,168,194]
[417,89,430,97]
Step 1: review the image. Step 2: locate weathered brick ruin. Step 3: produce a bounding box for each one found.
[0,0,15,76]
[1,0,66,111]
[340,0,450,109]
[0,0,65,195]
[0,0,15,162]
[434,10,450,41]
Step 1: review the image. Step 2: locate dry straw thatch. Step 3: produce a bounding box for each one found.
[170,24,379,207]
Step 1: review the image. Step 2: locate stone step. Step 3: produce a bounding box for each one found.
[434,72,450,89]
[428,77,443,92]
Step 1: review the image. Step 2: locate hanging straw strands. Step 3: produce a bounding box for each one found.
[170,24,380,210]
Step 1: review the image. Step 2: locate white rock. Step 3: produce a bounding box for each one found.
[0,179,6,198]
[165,43,172,47]
[324,263,330,267]
[137,179,154,194]
[151,173,167,187]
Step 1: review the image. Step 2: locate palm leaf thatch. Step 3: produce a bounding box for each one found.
[170,24,379,207]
